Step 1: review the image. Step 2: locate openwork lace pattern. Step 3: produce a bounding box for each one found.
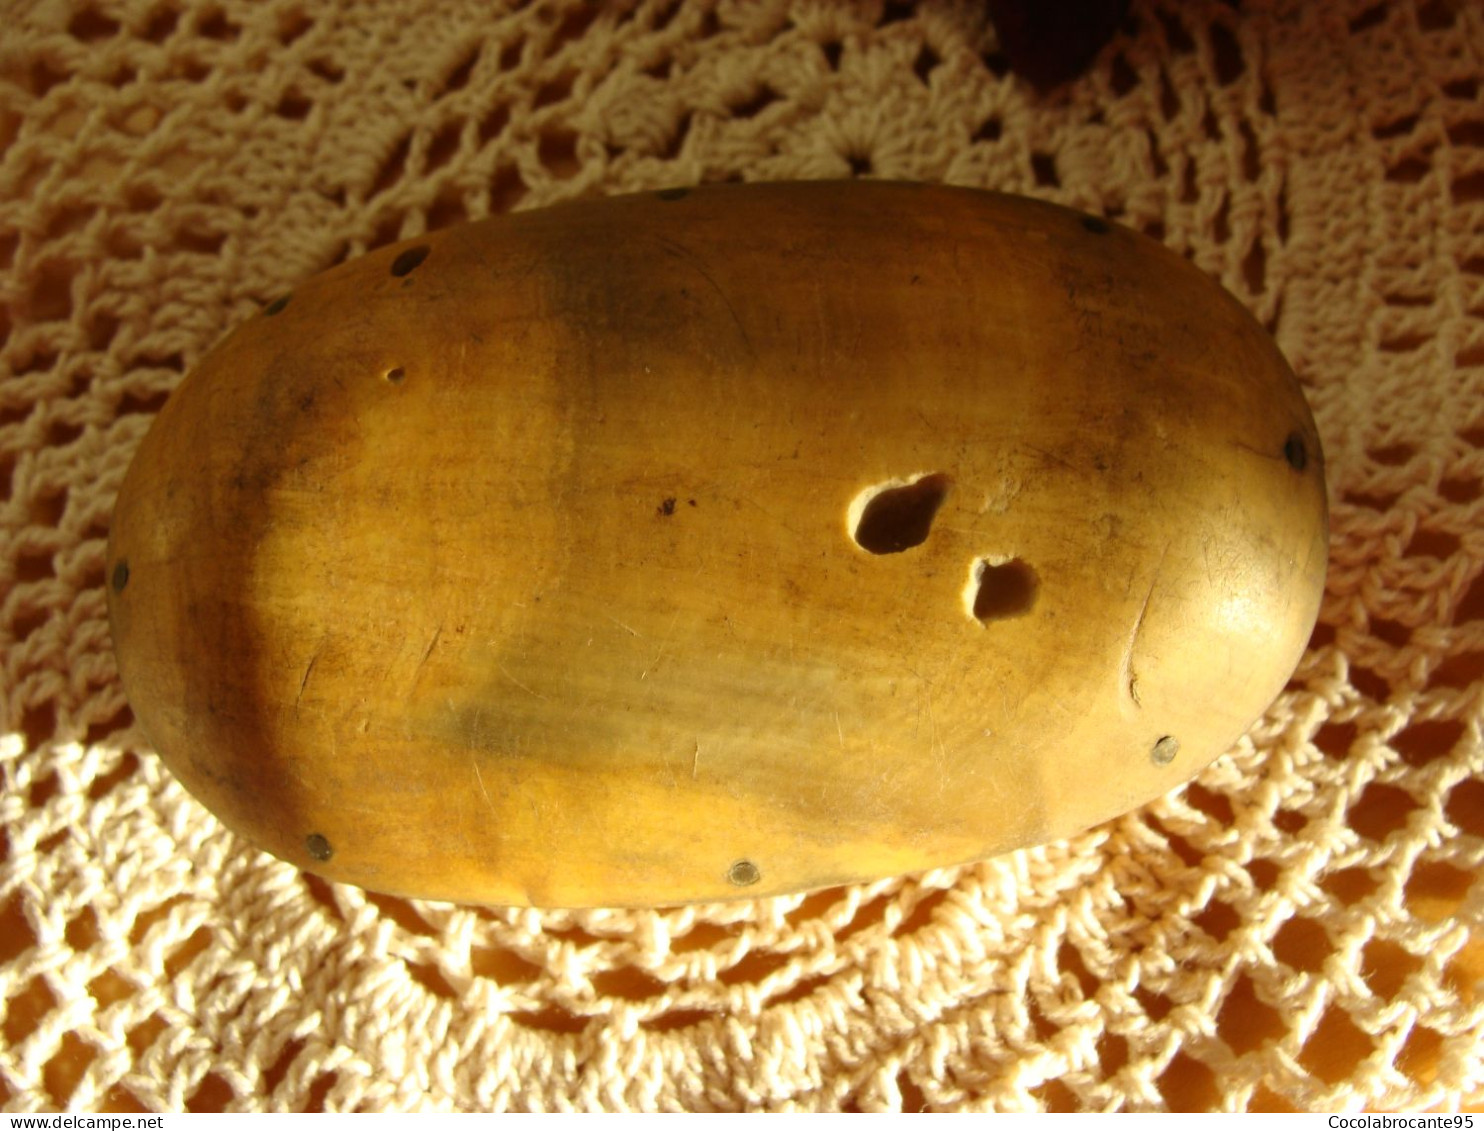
[1,0,1482,1112]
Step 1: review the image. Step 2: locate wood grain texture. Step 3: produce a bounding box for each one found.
[106,182,1328,908]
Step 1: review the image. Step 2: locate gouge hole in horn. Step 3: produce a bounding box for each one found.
[1284,432,1308,472]
[966,557,1039,623]
[384,366,406,385]
[849,473,951,554]
[391,245,430,277]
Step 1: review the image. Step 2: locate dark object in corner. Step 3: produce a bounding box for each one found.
[988,0,1130,91]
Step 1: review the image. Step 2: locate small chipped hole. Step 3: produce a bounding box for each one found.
[1152,735,1180,764]
[728,859,760,887]
[965,557,1038,623]
[384,367,406,385]
[1082,215,1110,234]
[390,245,430,277]
[111,560,129,592]
[849,473,950,554]
[264,295,290,316]
[656,187,689,201]
[1284,432,1308,471]
[305,834,332,862]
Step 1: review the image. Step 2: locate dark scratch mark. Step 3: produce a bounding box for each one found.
[295,647,323,717]
[655,235,756,359]
[414,623,443,682]
[1123,543,1171,709]
[1124,581,1154,708]
[1024,444,1079,474]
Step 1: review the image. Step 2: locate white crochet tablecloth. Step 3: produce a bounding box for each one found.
[2,0,1482,1112]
